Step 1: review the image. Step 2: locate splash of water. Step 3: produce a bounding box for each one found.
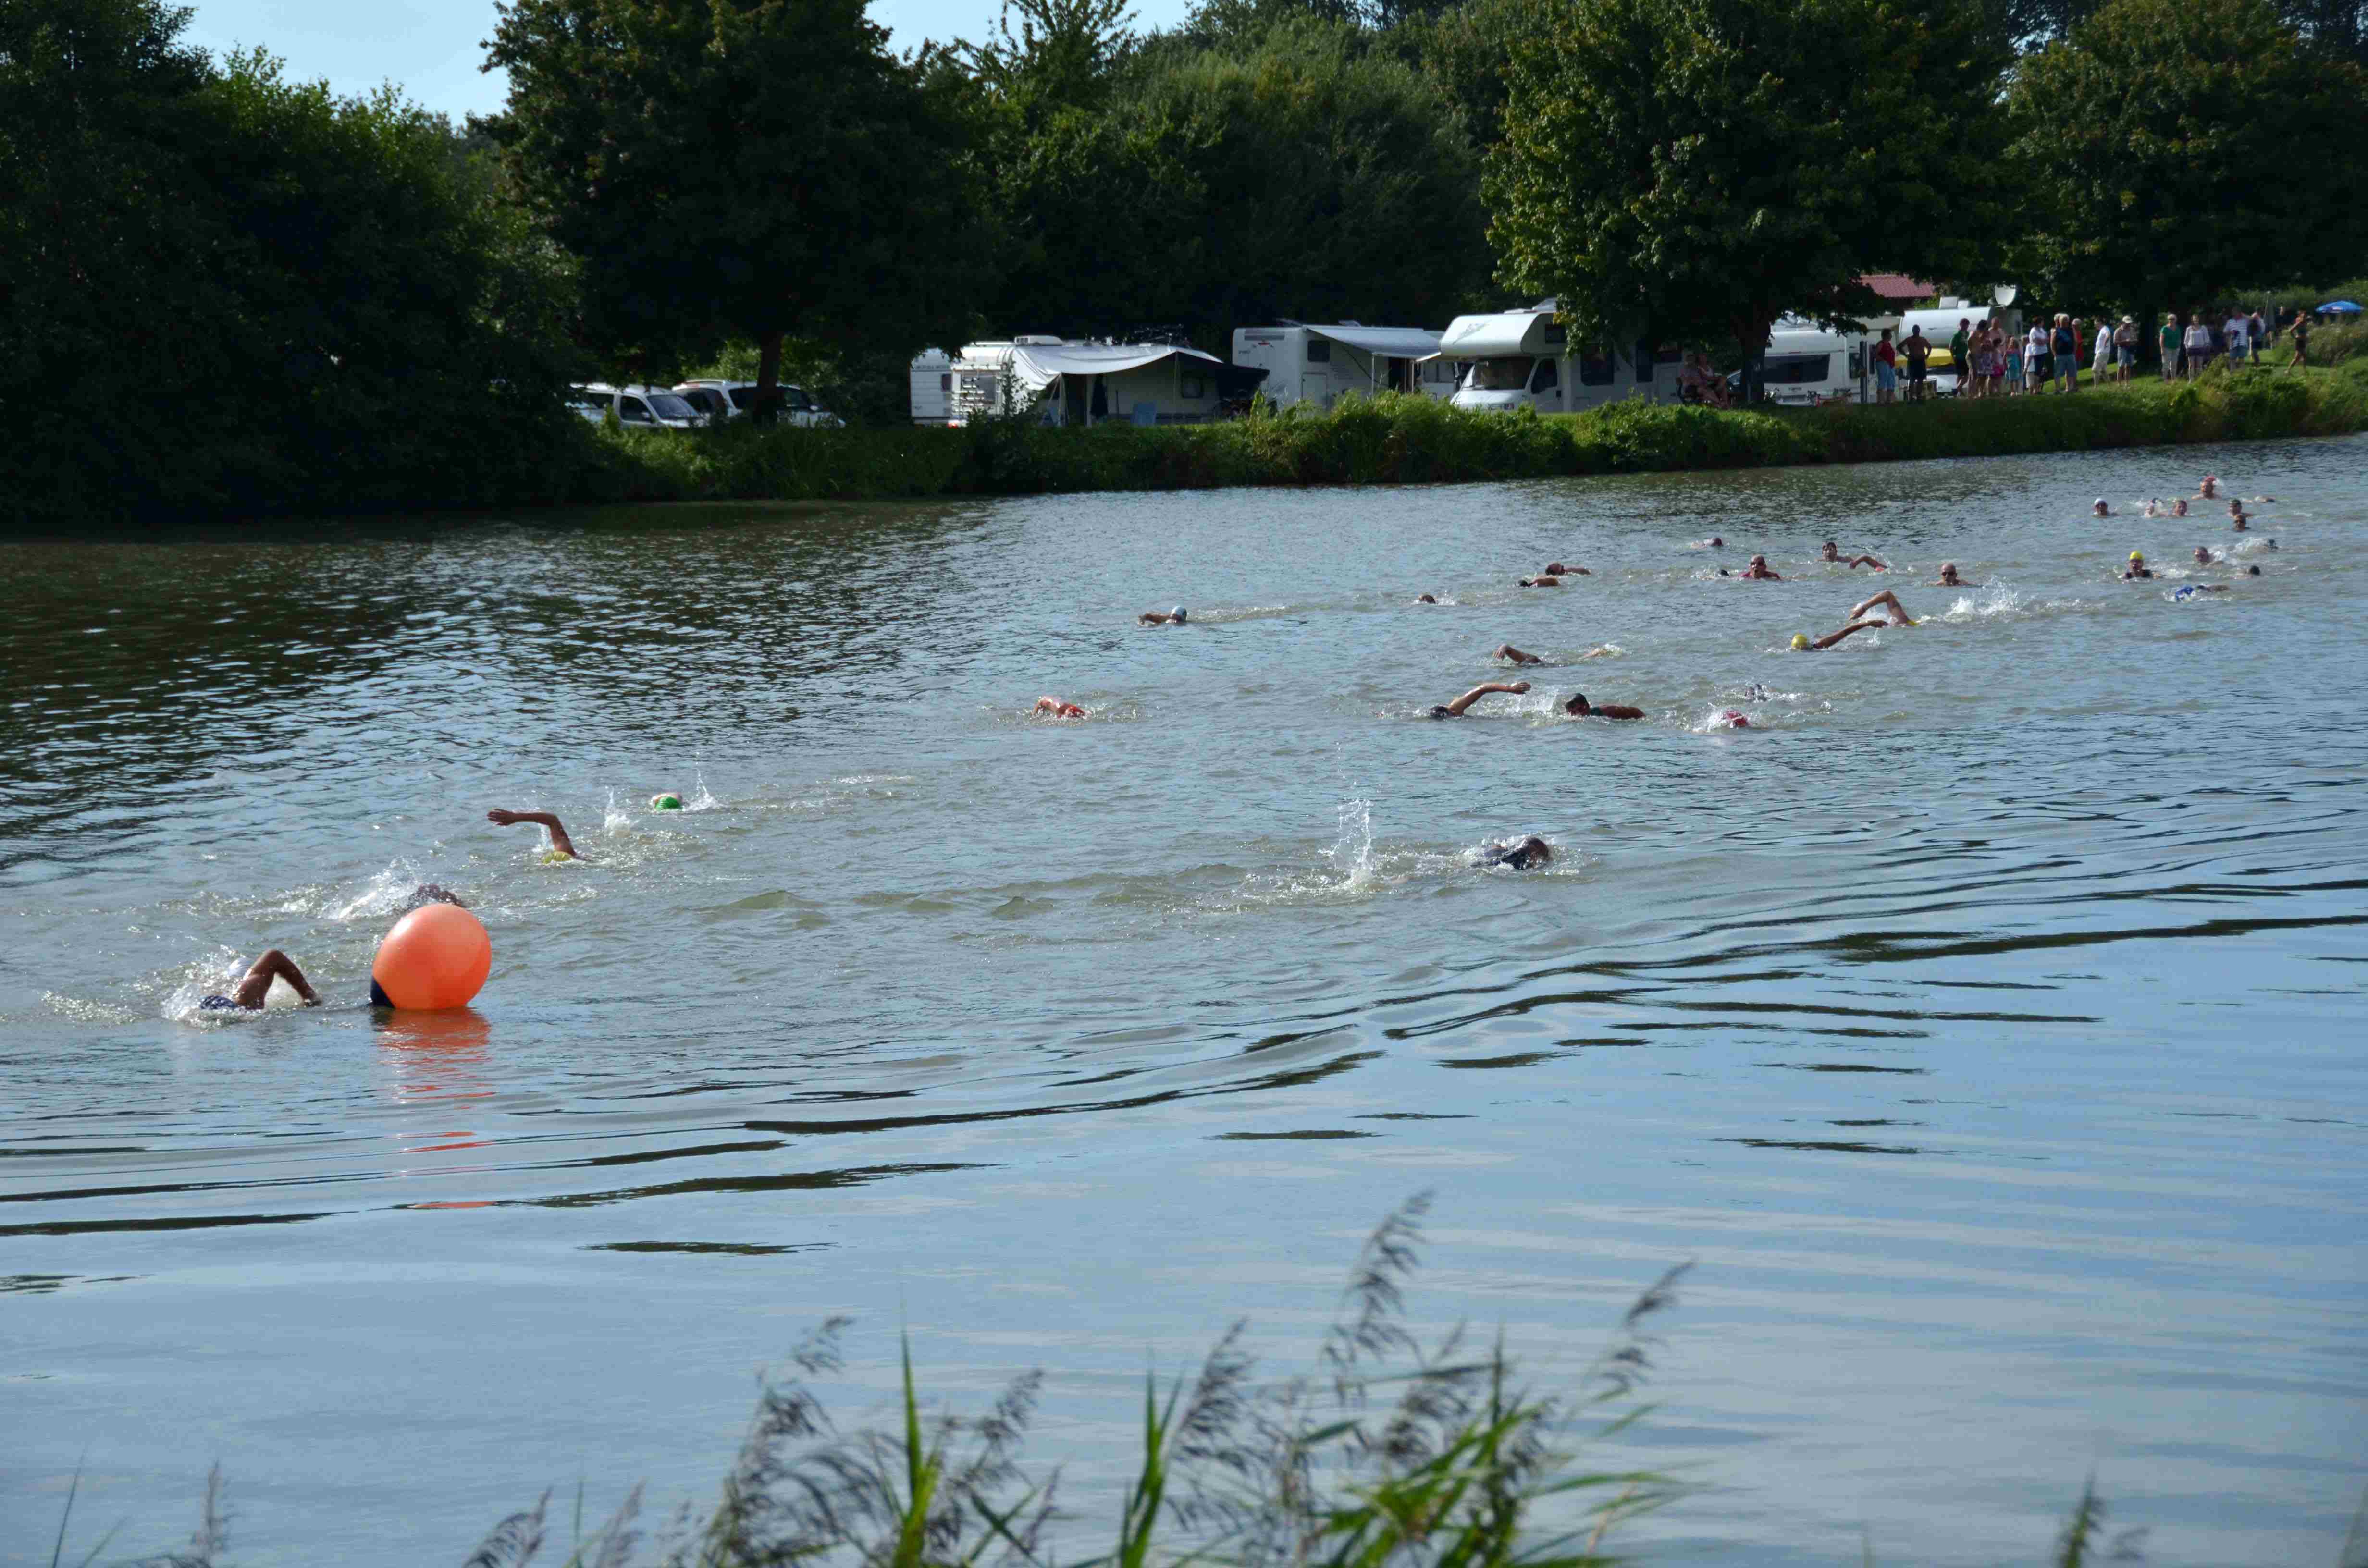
[603,789,632,836]
[327,861,424,922]
[686,765,723,812]
[1321,797,1377,890]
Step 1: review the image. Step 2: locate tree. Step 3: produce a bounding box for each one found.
[484,0,990,420]
[2007,0,2368,313]
[1484,0,2010,401]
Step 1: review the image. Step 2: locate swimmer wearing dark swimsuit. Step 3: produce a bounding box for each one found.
[1563,692,1643,719]
[1485,836,1552,870]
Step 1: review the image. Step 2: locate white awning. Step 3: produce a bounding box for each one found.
[1000,343,1224,396]
[1304,324,1443,359]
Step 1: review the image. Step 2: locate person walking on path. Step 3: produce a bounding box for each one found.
[2288,312,2312,370]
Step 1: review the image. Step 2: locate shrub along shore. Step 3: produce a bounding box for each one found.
[576,360,2368,509]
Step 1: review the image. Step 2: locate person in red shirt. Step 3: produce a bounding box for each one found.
[1873,328,1899,404]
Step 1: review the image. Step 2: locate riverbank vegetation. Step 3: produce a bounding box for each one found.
[580,359,2368,503]
[68,1199,2184,1567]
[7,0,2368,526]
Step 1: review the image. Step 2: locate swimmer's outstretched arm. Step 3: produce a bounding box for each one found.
[1810,619,1886,650]
[1441,680,1530,716]
[231,949,321,1009]
[1848,554,1887,570]
[1492,644,1542,665]
[487,808,580,859]
[1848,589,1914,625]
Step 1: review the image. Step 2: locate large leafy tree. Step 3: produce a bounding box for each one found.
[1484,0,2010,399]
[484,0,989,417]
[2007,0,2368,312]
[1,0,580,523]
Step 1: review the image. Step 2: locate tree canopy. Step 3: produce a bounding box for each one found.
[1485,0,2011,395]
[2007,0,2368,311]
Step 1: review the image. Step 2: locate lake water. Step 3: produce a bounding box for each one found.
[4,439,2364,1567]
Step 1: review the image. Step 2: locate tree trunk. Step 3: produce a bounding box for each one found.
[754,329,785,427]
[1737,308,1776,406]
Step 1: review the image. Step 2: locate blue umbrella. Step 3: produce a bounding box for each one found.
[2318,300,2362,314]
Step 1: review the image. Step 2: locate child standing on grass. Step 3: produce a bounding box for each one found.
[2003,333,2024,395]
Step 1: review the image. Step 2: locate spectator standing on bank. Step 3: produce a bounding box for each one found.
[2003,324,2025,394]
[2025,321,2050,391]
[2051,314,2078,392]
[1902,324,1933,401]
[2093,318,2115,386]
[1950,318,1972,398]
[2288,311,2312,370]
[2184,314,2215,379]
[2224,308,2252,368]
[2159,313,2182,380]
[1873,327,1899,404]
[2113,316,2137,384]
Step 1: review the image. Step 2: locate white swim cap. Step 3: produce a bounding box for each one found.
[1172,606,1187,621]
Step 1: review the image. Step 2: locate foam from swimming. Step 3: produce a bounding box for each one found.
[327,861,430,923]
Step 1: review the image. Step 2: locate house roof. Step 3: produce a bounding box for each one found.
[1861,274,1937,302]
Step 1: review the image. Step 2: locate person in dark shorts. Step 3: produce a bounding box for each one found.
[1901,327,1932,400]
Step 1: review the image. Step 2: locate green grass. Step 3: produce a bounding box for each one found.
[573,360,2368,508]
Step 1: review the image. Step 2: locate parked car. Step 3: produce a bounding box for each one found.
[673,380,842,427]
[571,383,706,430]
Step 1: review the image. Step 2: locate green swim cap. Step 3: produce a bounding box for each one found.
[1790,633,1810,650]
[651,793,682,811]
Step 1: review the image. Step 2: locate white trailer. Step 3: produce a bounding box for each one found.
[1754,318,1871,406]
[910,337,1263,426]
[1431,302,1680,413]
[1230,323,1449,410]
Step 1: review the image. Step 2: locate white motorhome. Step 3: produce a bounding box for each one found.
[1431,302,1681,413]
[1754,318,1871,406]
[909,337,1265,427]
[1230,323,1450,410]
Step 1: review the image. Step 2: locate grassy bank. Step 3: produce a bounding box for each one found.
[577,358,2368,506]
[66,1198,2216,1568]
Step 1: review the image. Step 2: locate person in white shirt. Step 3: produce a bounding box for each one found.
[2224,313,2251,367]
[2093,321,2114,384]
[2183,318,2215,380]
[2024,324,2050,385]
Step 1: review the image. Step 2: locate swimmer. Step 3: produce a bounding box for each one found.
[487,808,581,860]
[1562,691,1644,719]
[1541,562,1590,576]
[2172,498,2189,517]
[2198,475,2220,499]
[2193,546,2216,565]
[1741,554,1781,580]
[1577,643,1621,659]
[1139,606,1188,625]
[2232,513,2250,530]
[2171,584,2231,600]
[2229,501,2250,529]
[1482,835,1553,870]
[1698,536,1726,549]
[2121,551,2152,581]
[2246,564,2263,575]
[1714,710,1752,729]
[1415,593,1438,604]
[1427,680,1530,719]
[2143,501,2161,518]
[1789,620,1887,651]
[199,950,321,1013]
[1519,574,1564,588]
[1821,541,1886,569]
[1033,697,1085,719]
[404,884,467,911]
[1492,643,1545,665]
[1848,589,1916,625]
[1934,561,1975,587]
[2092,499,2111,517]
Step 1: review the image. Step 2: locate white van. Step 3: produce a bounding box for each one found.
[571,383,704,430]
[1230,324,1448,411]
[1432,303,1679,413]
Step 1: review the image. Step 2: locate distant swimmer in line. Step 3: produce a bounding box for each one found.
[2121,551,2154,580]
[1492,643,1545,665]
[2229,501,2251,529]
[1562,692,1644,719]
[2171,498,2190,517]
[1821,541,1886,569]
[2092,499,2112,517]
[1712,710,1753,729]
[1033,697,1085,719]
[1481,835,1553,870]
[2246,564,2264,574]
[1541,562,1590,576]
[2194,546,2218,565]
[488,808,581,860]
[2198,475,2220,499]
[1741,554,1782,580]
[201,886,465,1014]
[1848,589,1917,625]
[1139,606,1188,625]
[1520,574,1565,587]
[1698,536,1725,549]
[1934,562,1975,587]
[1427,680,1529,719]
[1415,593,1438,604]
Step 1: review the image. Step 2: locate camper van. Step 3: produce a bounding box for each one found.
[1753,318,1870,405]
[1431,302,1681,414]
[909,338,1264,426]
[1231,324,1449,410]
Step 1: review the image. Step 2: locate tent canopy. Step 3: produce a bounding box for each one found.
[1303,324,1443,359]
[996,342,1225,396]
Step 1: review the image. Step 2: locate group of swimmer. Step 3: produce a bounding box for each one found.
[198,811,592,1013]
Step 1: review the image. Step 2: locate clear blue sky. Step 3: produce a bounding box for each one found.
[180,0,1194,121]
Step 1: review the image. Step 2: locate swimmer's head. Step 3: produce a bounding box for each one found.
[1171,607,1187,623]
[2173,499,2188,515]
[1563,691,1590,715]
[1821,540,1838,557]
[651,792,683,811]
[2129,551,2144,562]
[1790,633,1811,650]
[2246,564,2261,576]
[1416,593,1437,603]
[1938,561,1960,580]
[1708,536,1724,547]
[1543,562,1566,575]
[2092,499,2109,515]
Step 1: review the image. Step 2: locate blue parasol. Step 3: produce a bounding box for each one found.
[2317,300,2362,314]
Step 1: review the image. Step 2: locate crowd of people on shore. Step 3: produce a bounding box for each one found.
[1869,304,2319,404]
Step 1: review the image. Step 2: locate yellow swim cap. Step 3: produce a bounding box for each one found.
[1790,633,1810,650]
[2129,551,2143,560]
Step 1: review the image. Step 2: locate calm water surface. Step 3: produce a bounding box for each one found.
[4,440,2364,1565]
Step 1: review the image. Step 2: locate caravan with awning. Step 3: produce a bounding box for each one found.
[1230,324,1454,410]
[1430,302,1680,413]
[910,338,1267,427]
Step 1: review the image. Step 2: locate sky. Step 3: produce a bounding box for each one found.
[179,0,1195,121]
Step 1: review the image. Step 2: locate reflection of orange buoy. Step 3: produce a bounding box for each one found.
[371,904,491,1010]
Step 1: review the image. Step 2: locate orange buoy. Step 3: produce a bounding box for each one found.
[370,903,491,1010]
